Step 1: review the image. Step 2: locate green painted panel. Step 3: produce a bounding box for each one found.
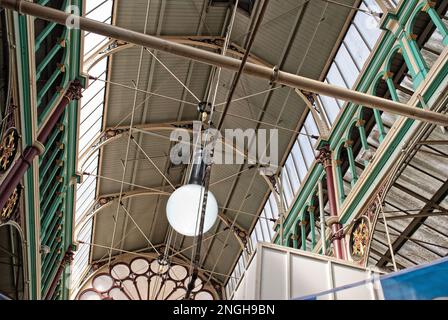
[278,0,448,247]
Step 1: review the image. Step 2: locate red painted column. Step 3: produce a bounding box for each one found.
[0,81,82,212]
[317,145,344,259]
[44,248,74,300]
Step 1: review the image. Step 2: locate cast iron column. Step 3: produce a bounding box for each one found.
[0,81,82,211]
[44,247,74,300]
[317,145,344,259]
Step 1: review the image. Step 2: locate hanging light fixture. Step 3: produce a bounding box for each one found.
[166,141,218,237]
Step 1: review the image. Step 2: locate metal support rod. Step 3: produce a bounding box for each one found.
[78,240,238,280]
[378,195,398,272]
[217,0,269,129]
[119,203,160,255]
[2,0,448,126]
[130,136,176,190]
[385,211,448,220]
[144,48,201,102]
[169,228,229,259]
[88,76,197,106]
[296,89,331,139]
[82,172,166,193]
[215,86,283,107]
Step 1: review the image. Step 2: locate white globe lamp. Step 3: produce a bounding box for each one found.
[166,184,218,237]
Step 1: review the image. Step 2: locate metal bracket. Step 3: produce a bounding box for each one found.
[269,65,279,85]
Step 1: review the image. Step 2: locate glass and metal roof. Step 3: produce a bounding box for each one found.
[71,0,113,294]
[71,0,387,297]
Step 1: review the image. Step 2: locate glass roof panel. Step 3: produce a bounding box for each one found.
[71,0,114,297]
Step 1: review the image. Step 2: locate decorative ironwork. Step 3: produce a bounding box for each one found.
[64,80,83,102]
[346,183,388,265]
[99,39,128,55]
[219,214,249,248]
[350,216,370,261]
[317,145,332,168]
[234,227,248,245]
[1,185,21,223]
[77,256,217,300]
[0,127,20,173]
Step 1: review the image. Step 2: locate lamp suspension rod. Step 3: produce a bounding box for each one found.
[318,0,382,17]
[217,0,269,130]
[2,0,448,126]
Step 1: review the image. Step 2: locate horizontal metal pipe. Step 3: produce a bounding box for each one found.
[2,0,448,126]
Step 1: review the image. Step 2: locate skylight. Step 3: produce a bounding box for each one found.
[71,0,114,296]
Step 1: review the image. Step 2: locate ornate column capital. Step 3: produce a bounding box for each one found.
[317,145,332,169]
[303,91,315,104]
[64,80,83,102]
[422,1,436,12]
[383,71,394,80]
[406,33,418,41]
[355,119,366,127]
[344,140,354,148]
[325,216,339,227]
[62,248,75,268]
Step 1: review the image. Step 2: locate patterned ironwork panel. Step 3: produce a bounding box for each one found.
[77,256,219,300]
[34,0,71,124]
[39,109,68,297]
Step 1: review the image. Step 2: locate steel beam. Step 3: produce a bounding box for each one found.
[2,0,448,126]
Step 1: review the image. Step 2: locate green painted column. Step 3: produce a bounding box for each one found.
[318,181,327,255]
[356,119,370,166]
[335,160,346,204]
[400,34,428,87]
[345,141,358,186]
[62,0,83,300]
[308,208,316,250]
[373,109,387,142]
[17,12,39,300]
[426,6,448,45]
[300,217,307,251]
[292,233,298,249]
[384,72,400,102]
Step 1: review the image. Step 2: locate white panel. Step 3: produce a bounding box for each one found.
[260,248,288,300]
[290,254,331,299]
[231,243,379,300]
[332,264,373,300]
[244,257,257,300]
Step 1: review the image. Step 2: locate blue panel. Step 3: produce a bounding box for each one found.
[381,257,448,300]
